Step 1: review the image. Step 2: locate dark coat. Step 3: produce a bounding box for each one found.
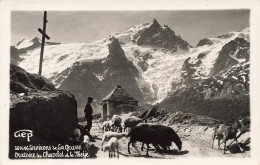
[84,103,93,120]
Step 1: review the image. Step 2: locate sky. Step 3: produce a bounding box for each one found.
[11,10,249,46]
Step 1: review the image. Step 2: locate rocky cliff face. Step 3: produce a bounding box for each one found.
[160,62,249,119]
[58,37,144,116]
[13,19,194,112]
[135,19,191,52]
[196,38,213,47]
[210,37,249,76]
[181,31,249,86]
[12,20,249,119]
[9,64,77,155]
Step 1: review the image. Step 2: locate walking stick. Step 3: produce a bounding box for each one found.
[94,119,103,131]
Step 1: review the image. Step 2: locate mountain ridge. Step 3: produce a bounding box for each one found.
[15,37,61,51]
[12,20,250,117]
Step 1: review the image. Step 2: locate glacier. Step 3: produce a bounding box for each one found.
[17,22,249,104]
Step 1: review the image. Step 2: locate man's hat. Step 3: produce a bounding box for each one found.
[88,96,93,101]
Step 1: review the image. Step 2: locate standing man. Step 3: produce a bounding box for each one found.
[84,97,94,140]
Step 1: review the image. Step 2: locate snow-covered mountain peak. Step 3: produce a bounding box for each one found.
[124,22,152,35]
[15,22,249,108]
[216,27,249,40]
[18,40,110,87]
[135,19,191,52]
[31,37,41,43]
[106,37,128,64]
[111,19,191,52]
[16,37,42,49]
[181,28,249,85]
[15,37,61,50]
[110,22,152,45]
[16,38,34,49]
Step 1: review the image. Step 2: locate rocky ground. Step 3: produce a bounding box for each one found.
[80,120,250,159]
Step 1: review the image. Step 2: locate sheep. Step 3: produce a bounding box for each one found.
[137,123,182,151]
[101,131,127,149]
[111,115,122,132]
[110,124,116,132]
[127,125,168,156]
[81,135,91,158]
[102,137,119,158]
[69,128,81,143]
[211,119,244,154]
[102,121,111,132]
[122,116,143,132]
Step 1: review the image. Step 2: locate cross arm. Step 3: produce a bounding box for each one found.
[38,28,50,40]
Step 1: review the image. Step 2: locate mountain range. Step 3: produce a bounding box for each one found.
[11,19,250,119]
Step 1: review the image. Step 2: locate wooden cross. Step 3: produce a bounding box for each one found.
[38,11,50,76]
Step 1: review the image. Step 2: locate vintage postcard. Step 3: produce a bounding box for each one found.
[1,0,260,165]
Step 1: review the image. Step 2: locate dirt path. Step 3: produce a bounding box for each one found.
[84,121,249,159]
